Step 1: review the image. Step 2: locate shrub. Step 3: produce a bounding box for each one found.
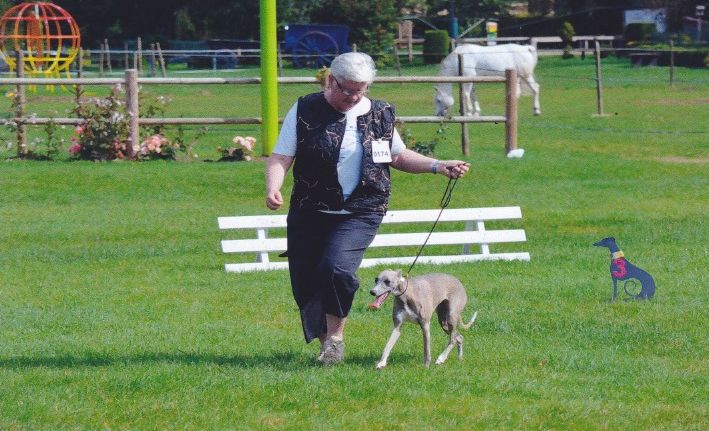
[656,49,709,67]
[137,134,180,161]
[624,23,655,45]
[423,30,450,64]
[399,122,449,156]
[69,85,129,161]
[559,21,575,59]
[217,136,255,162]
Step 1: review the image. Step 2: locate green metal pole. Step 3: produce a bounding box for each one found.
[260,0,278,155]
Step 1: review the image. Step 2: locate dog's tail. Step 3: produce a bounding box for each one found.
[459,311,478,330]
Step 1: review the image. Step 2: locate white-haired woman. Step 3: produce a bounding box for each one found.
[266,52,469,365]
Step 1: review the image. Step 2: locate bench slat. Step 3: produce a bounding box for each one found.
[218,207,523,230]
[381,207,522,223]
[224,252,530,273]
[222,229,526,253]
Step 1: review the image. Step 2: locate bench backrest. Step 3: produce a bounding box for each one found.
[218,207,529,272]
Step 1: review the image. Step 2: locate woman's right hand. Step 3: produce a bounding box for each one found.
[266,190,284,210]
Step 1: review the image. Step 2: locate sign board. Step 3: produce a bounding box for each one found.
[624,8,667,33]
[486,21,497,46]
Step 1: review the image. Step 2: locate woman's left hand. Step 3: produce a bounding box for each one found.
[437,161,470,179]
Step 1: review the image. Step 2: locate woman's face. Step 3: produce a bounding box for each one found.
[324,74,369,112]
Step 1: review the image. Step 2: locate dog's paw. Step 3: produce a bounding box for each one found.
[375,361,387,370]
[435,357,446,365]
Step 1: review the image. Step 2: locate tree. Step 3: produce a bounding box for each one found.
[559,21,575,58]
[310,0,398,62]
[174,8,197,40]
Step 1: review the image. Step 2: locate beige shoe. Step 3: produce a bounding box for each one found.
[318,336,345,365]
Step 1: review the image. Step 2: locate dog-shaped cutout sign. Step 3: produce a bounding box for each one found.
[593,237,656,302]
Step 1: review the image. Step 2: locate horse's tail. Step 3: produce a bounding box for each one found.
[527,45,538,63]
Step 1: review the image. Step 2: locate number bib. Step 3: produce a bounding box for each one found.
[371,139,392,163]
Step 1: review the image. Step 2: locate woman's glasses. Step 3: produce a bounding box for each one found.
[332,76,368,97]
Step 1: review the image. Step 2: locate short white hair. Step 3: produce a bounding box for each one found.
[330,52,376,84]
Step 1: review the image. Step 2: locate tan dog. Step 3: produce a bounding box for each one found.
[369,269,478,369]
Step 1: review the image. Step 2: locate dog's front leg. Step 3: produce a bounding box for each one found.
[421,321,431,367]
[376,323,402,369]
[611,278,618,303]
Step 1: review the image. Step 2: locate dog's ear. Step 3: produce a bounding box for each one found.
[396,270,405,284]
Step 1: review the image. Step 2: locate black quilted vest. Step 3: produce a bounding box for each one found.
[291,93,396,214]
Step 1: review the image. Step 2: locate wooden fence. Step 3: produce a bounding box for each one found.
[2,68,518,156]
[395,35,618,60]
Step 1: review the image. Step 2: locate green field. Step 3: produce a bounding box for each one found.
[0,57,707,429]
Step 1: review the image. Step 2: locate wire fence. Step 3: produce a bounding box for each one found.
[0,41,707,159]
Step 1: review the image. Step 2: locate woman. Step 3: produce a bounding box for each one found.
[266,52,469,365]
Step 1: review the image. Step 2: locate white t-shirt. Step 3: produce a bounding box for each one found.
[274,97,406,200]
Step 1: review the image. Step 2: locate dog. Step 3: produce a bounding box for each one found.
[593,237,656,302]
[369,269,478,369]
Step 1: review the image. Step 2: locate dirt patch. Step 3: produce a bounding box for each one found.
[655,156,709,164]
[655,98,709,106]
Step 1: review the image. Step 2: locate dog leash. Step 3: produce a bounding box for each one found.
[404,176,459,280]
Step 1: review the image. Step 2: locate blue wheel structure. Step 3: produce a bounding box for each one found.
[291,31,339,69]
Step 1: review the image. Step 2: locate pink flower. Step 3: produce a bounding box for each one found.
[141,134,169,154]
[242,136,256,152]
[232,135,256,152]
[74,125,85,134]
[68,143,82,154]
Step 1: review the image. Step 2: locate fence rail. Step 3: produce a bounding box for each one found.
[2,69,517,156]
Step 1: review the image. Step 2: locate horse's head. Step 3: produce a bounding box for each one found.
[434,86,455,116]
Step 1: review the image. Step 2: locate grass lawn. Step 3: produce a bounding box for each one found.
[0,56,707,429]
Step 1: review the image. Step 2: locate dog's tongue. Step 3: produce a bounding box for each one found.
[368,292,390,310]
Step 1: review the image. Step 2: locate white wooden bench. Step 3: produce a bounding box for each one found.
[218,207,529,273]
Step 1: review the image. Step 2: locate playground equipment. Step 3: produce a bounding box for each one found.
[0,2,80,79]
[283,24,350,68]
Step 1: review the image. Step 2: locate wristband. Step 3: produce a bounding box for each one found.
[431,160,439,174]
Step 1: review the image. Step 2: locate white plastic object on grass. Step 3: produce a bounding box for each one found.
[506,148,525,159]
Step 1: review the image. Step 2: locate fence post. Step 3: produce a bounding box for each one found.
[98,43,105,77]
[149,43,157,77]
[505,69,518,155]
[76,48,83,103]
[277,45,283,77]
[458,53,470,155]
[393,44,402,76]
[594,39,604,116]
[669,40,675,87]
[156,42,167,77]
[15,51,27,157]
[125,69,139,158]
[136,37,143,74]
[78,47,84,77]
[124,41,129,70]
[104,38,112,73]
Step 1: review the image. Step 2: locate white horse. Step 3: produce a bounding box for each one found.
[434,43,541,117]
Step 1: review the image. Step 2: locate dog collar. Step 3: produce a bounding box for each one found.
[612,251,625,259]
[394,277,409,297]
